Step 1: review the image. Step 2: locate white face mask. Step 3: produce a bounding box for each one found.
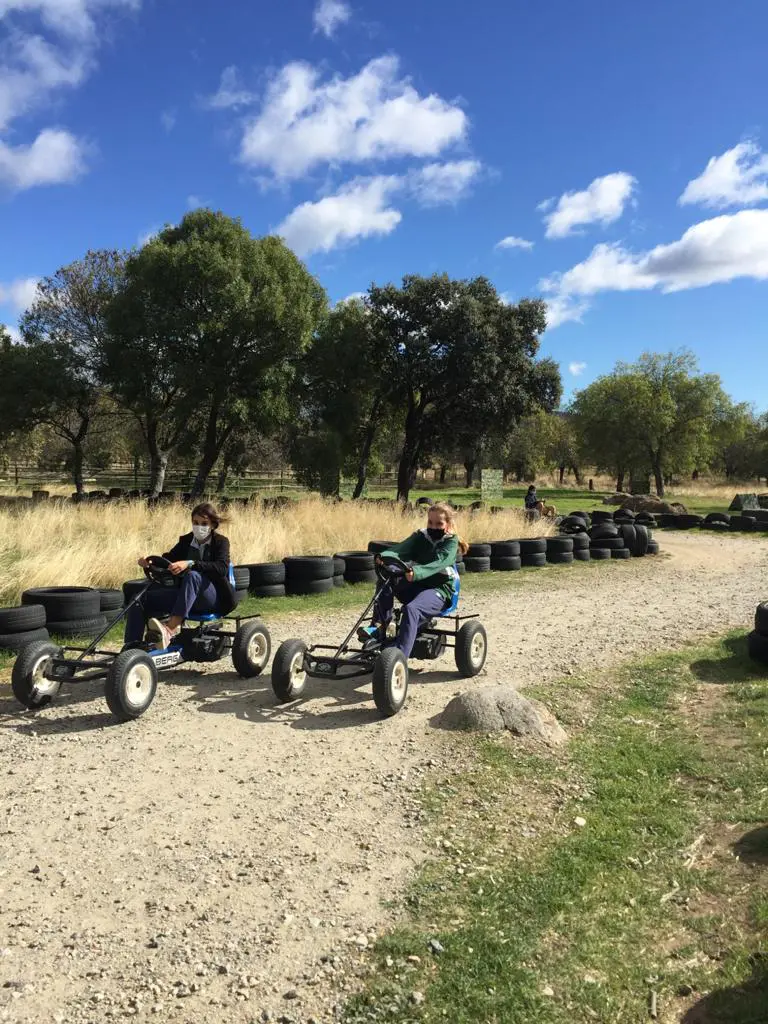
[192,524,211,542]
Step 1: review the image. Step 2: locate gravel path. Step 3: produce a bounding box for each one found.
[1,532,767,1024]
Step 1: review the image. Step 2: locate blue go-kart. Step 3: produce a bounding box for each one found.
[270,554,488,717]
[11,556,271,723]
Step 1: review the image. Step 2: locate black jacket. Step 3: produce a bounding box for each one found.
[163,531,237,615]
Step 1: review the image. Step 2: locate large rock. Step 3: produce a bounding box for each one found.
[619,494,687,514]
[439,686,567,746]
[729,493,761,511]
[602,492,631,505]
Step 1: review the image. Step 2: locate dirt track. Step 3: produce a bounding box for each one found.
[2,532,767,1024]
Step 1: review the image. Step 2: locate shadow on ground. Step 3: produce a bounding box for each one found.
[681,957,768,1023]
[690,635,768,685]
[733,825,768,866]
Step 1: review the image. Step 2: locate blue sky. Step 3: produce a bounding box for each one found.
[2,0,768,406]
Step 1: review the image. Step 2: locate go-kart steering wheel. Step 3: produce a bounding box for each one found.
[376,554,412,582]
[143,555,181,588]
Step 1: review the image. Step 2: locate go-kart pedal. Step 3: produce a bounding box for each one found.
[357,624,383,644]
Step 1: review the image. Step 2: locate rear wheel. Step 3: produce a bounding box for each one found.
[231,620,271,678]
[271,639,308,702]
[455,621,488,677]
[104,649,158,722]
[372,647,409,717]
[11,641,63,709]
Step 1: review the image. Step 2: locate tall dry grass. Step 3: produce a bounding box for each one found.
[0,499,553,604]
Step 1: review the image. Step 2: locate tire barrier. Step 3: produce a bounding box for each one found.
[747,601,768,669]
[283,556,335,596]
[21,586,106,639]
[0,602,50,653]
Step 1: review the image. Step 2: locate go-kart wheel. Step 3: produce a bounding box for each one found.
[104,649,158,722]
[232,620,271,678]
[11,641,63,710]
[372,647,409,717]
[455,621,487,678]
[271,639,308,703]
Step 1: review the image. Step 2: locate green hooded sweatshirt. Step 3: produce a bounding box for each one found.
[381,530,460,600]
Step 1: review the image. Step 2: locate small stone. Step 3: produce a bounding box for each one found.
[677,983,694,997]
[428,939,445,955]
[542,984,555,997]
[406,955,421,964]
[283,988,298,1000]
[410,991,425,1006]
[353,934,368,949]
[574,817,587,828]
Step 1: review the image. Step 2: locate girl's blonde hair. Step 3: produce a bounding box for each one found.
[430,501,469,556]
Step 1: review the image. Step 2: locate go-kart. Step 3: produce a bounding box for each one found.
[11,556,271,723]
[270,554,487,717]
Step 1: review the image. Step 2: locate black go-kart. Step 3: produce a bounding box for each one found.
[270,554,487,717]
[11,556,271,723]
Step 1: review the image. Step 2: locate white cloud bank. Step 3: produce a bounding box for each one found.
[0,275,38,311]
[541,208,768,327]
[495,235,533,251]
[313,0,350,38]
[0,0,135,191]
[542,171,637,239]
[568,361,587,376]
[680,140,768,210]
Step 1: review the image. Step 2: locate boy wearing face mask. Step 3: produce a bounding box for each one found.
[359,502,469,658]
[124,502,236,649]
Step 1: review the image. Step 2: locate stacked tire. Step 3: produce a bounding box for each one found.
[465,543,491,573]
[0,603,49,654]
[246,562,286,598]
[233,566,250,605]
[284,556,334,596]
[571,533,590,562]
[490,540,521,571]
[21,586,106,639]
[747,602,768,667]
[520,538,547,568]
[546,536,574,565]
[99,589,124,626]
[333,556,346,587]
[335,551,376,585]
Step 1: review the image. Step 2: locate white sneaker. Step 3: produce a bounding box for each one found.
[147,618,179,649]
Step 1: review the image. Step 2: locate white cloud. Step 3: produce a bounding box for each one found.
[0,0,136,191]
[203,65,256,111]
[276,176,401,257]
[239,56,467,182]
[679,140,768,210]
[313,0,350,38]
[495,235,533,251]
[568,361,587,376]
[0,276,38,311]
[137,225,159,246]
[542,171,637,239]
[408,159,481,205]
[161,108,176,132]
[544,294,591,329]
[541,208,768,327]
[186,194,202,209]
[338,290,366,304]
[0,127,86,189]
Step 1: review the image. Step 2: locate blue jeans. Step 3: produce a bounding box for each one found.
[374,580,448,659]
[123,571,219,643]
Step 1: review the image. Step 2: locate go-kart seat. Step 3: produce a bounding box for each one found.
[183,562,236,623]
[436,569,461,617]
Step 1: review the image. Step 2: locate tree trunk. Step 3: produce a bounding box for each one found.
[146,421,169,496]
[652,456,664,497]
[558,464,565,485]
[396,400,422,502]
[72,441,85,494]
[570,463,582,485]
[353,398,382,499]
[439,464,447,485]
[190,402,223,499]
[216,456,231,493]
[616,468,625,493]
[464,460,476,488]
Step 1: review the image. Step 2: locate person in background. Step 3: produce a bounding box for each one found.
[124,502,236,648]
[359,502,468,659]
[524,484,542,520]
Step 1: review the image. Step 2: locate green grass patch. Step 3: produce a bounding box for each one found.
[343,634,768,1024]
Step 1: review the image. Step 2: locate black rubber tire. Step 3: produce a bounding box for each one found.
[234,588,248,607]
[416,496,434,506]
[233,566,251,591]
[570,510,589,521]
[546,536,574,554]
[367,540,398,555]
[521,552,547,567]
[614,510,636,521]
[466,543,492,558]
[455,562,465,576]
[283,556,334,582]
[741,517,756,532]
[490,541,521,557]
[590,537,625,551]
[464,556,491,573]
[678,514,705,529]
[746,630,768,665]
[251,583,287,598]
[647,540,660,554]
[611,548,632,559]
[570,533,590,551]
[455,621,488,677]
[247,562,286,587]
[46,615,108,639]
[589,547,611,560]
[98,589,123,612]
[548,551,575,565]
[345,569,378,584]
[590,523,619,540]
[754,603,768,635]
[704,512,731,525]
[619,524,637,552]
[490,556,522,571]
[635,514,657,526]
[11,640,62,708]
[122,578,149,604]
[573,549,591,561]
[632,524,650,557]
[372,647,410,717]
[103,608,123,625]
[105,648,158,722]
[286,577,335,596]
[0,604,46,632]
[561,516,589,532]
[519,538,547,555]
[0,627,51,653]
[271,639,309,702]
[332,556,345,577]
[335,551,375,572]
[591,510,614,524]
[231,620,271,678]
[659,514,678,528]
[333,575,345,588]
[21,586,99,620]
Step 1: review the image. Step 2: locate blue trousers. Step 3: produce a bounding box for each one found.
[124,571,219,643]
[374,580,448,659]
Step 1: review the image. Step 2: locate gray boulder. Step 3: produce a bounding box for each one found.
[440,686,567,746]
[729,493,761,511]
